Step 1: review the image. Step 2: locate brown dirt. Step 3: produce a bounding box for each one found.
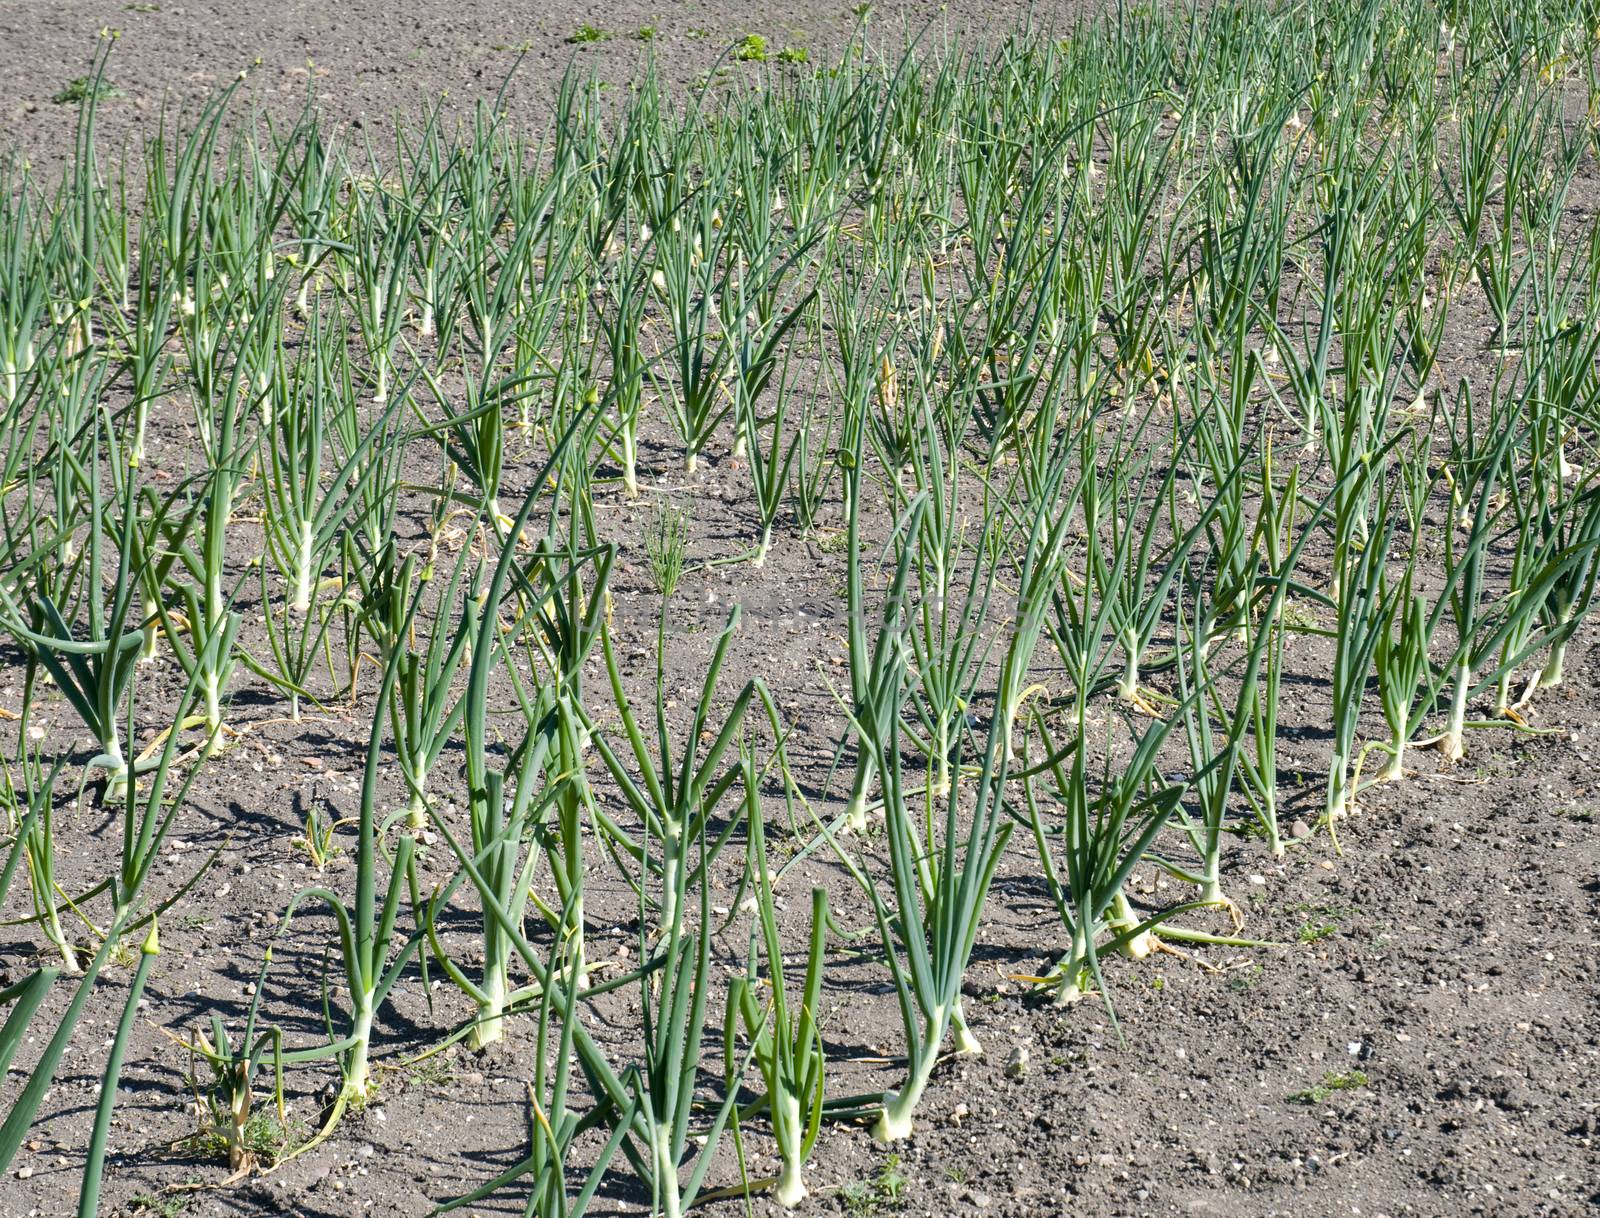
[1,5,1598,1218]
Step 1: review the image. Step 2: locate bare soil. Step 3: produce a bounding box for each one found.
[0,4,1597,1218]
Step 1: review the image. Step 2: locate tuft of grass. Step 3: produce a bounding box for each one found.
[635,25,657,41]
[566,23,611,44]
[1287,1069,1369,1105]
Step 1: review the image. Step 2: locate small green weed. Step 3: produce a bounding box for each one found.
[1297,919,1338,943]
[128,1187,197,1218]
[1229,964,1264,992]
[187,1110,307,1168]
[1287,1069,1368,1105]
[405,1055,456,1089]
[1289,902,1353,943]
[52,77,123,106]
[842,1153,908,1215]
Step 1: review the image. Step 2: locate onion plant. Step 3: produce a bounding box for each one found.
[181,950,286,1177]
[993,440,1082,760]
[1234,454,1300,851]
[157,276,285,756]
[393,102,459,342]
[430,902,636,1218]
[727,760,829,1207]
[652,181,737,474]
[1020,708,1187,1006]
[901,399,998,803]
[850,610,1014,1143]
[578,644,762,1217]
[76,920,159,1217]
[589,605,760,938]
[1168,579,1247,920]
[430,706,558,1050]
[261,303,401,616]
[424,428,604,1039]
[1432,382,1530,760]
[112,220,177,475]
[438,524,599,1046]
[8,754,78,972]
[0,162,47,412]
[1373,560,1431,784]
[1,411,145,800]
[732,335,804,567]
[515,527,616,978]
[0,629,222,1177]
[1095,411,1233,709]
[280,648,419,1109]
[276,106,344,317]
[336,172,420,405]
[619,821,746,1218]
[831,479,1076,1137]
[834,440,912,832]
[1324,488,1401,821]
[787,376,838,534]
[594,239,652,499]
[391,552,475,828]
